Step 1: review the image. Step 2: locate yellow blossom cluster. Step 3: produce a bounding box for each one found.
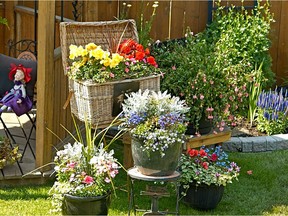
[69,43,124,69]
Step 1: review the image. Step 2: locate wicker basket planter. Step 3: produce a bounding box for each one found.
[60,20,162,126]
[69,75,160,126]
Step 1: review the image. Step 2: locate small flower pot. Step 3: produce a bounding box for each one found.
[186,116,213,135]
[180,183,224,210]
[62,193,111,215]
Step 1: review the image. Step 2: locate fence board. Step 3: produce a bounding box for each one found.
[275,1,288,85]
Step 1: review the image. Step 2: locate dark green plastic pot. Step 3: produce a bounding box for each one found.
[180,183,224,210]
[62,192,111,215]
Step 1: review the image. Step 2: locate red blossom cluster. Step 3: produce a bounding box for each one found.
[187,148,218,170]
[118,39,158,67]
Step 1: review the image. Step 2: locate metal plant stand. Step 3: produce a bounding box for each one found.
[127,167,180,215]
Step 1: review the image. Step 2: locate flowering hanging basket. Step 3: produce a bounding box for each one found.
[69,75,160,126]
[60,20,161,126]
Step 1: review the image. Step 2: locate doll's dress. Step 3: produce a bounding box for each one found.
[0,81,32,116]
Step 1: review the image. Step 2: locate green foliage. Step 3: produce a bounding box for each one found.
[152,0,275,133]
[179,146,240,190]
[0,16,9,28]
[256,87,288,135]
[248,61,266,126]
[0,137,21,169]
[256,109,288,135]
[137,1,159,48]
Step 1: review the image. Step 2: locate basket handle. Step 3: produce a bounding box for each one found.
[63,91,73,110]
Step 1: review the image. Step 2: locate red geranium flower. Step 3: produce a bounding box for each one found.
[202,162,209,169]
[135,51,145,61]
[147,56,157,66]
[188,149,198,157]
[210,153,218,161]
[199,149,207,157]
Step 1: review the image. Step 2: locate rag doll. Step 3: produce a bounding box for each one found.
[0,64,33,116]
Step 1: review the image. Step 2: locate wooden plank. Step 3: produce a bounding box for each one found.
[275,1,288,85]
[36,0,55,169]
[0,1,5,53]
[4,1,17,55]
[269,1,281,83]
[186,130,232,149]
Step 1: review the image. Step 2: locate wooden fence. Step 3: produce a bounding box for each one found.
[1,1,287,85]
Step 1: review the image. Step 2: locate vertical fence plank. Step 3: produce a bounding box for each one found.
[36,0,55,168]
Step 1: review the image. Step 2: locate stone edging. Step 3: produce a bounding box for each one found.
[222,134,288,152]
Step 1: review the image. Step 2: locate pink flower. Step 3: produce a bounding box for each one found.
[125,67,130,73]
[67,162,76,169]
[210,80,214,85]
[219,127,224,132]
[247,170,253,175]
[109,73,115,78]
[208,115,213,119]
[172,65,176,70]
[82,175,94,184]
[105,177,111,183]
[200,94,204,100]
[193,95,198,99]
[229,96,234,101]
[206,107,214,112]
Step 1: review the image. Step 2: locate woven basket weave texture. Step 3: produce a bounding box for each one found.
[60,19,159,127]
[69,75,160,126]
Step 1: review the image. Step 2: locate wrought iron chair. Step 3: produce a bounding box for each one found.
[0,52,37,165]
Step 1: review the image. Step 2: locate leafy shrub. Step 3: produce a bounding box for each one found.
[152,0,274,133]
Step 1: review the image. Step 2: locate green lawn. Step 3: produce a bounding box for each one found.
[0,143,287,215]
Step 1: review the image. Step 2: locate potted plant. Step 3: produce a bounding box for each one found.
[178,145,240,210]
[0,137,21,170]
[65,37,162,126]
[120,89,189,176]
[49,117,123,215]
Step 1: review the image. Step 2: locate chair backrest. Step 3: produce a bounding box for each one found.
[0,53,37,100]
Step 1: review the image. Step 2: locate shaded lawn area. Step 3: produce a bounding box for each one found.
[0,142,287,215]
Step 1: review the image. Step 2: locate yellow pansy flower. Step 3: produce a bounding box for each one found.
[91,47,105,60]
[85,43,97,51]
[69,44,78,59]
[101,58,111,67]
[110,54,123,68]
